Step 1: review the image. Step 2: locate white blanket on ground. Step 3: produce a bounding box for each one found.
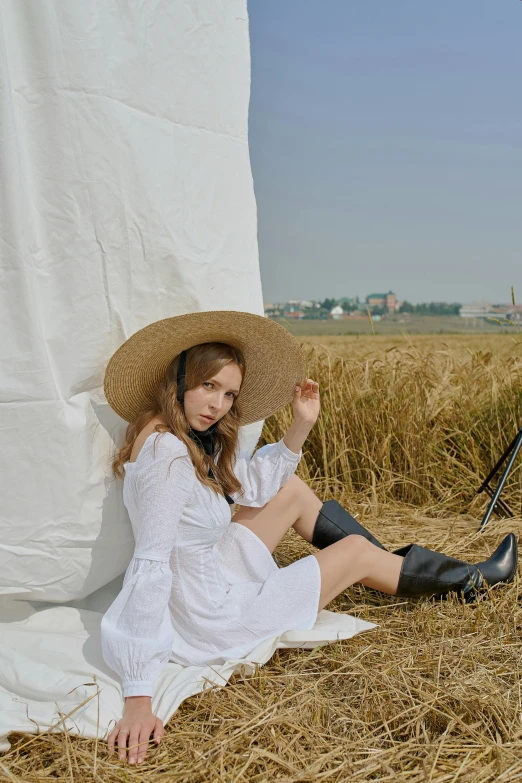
[0,585,375,752]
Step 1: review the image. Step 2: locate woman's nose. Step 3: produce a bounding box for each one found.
[209,393,224,411]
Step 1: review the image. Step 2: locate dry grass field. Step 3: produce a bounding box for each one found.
[301,332,522,363]
[275,314,521,339]
[2,334,522,783]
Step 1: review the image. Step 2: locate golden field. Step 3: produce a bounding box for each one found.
[301,332,522,362]
[264,333,522,513]
[3,334,522,783]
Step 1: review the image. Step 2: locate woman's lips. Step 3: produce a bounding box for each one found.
[201,415,215,421]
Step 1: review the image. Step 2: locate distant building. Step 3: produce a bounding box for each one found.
[366,293,384,308]
[459,301,491,318]
[366,291,397,313]
[283,306,305,319]
[339,296,360,310]
[264,303,284,318]
[460,301,522,321]
[265,300,323,319]
[330,305,346,320]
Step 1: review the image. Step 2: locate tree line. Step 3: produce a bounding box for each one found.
[319,299,461,316]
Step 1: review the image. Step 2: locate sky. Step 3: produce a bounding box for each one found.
[247,0,521,306]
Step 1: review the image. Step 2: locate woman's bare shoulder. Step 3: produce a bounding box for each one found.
[129,419,187,463]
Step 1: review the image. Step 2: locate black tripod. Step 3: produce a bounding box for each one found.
[477,426,522,531]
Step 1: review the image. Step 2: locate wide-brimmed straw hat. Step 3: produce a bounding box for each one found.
[104,310,307,425]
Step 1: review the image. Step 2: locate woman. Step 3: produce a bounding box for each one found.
[101,310,517,766]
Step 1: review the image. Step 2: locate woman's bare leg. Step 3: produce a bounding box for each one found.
[232,474,323,552]
[233,476,404,609]
[314,535,403,610]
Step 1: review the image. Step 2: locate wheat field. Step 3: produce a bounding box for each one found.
[2,334,522,783]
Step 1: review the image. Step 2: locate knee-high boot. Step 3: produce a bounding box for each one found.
[312,499,386,550]
[394,534,518,601]
[311,499,518,601]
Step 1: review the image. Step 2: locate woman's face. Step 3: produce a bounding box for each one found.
[183,361,243,431]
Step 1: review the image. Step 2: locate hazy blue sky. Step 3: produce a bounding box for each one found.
[247,0,521,305]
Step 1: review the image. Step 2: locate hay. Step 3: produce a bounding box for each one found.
[2,337,522,782]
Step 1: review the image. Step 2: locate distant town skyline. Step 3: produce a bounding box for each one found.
[263,293,518,307]
[263,295,522,323]
[248,1,521,306]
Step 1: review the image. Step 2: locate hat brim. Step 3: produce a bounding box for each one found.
[104,310,307,425]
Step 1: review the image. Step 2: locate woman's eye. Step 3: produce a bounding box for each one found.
[203,382,235,398]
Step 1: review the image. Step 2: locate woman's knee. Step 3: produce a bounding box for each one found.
[269,475,305,514]
[279,474,303,495]
[338,534,374,562]
[315,535,377,608]
[315,535,374,576]
[280,474,319,509]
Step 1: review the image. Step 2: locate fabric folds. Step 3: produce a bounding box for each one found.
[101,559,176,698]
[231,438,302,507]
[101,433,195,697]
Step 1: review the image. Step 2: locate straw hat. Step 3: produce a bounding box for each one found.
[104,310,307,425]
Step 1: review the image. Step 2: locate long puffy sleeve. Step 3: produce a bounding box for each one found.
[230,437,302,508]
[101,433,195,698]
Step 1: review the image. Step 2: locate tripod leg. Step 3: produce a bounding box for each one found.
[483,486,514,518]
[480,431,522,531]
[478,429,521,493]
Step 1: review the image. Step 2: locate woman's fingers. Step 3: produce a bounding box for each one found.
[300,379,319,397]
[108,716,162,765]
[127,727,141,763]
[107,725,117,754]
[118,728,130,760]
[135,728,151,764]
[153,718,164,745]
[297,379,319,390]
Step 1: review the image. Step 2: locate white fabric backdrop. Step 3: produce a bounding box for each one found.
[0,0,264,604]
[0,0,376,751]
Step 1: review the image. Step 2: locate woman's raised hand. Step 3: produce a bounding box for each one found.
[107,697,164,765]
[291,378,320,427]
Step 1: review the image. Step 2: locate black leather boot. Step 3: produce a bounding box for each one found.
[476,533,518,586]
[312,499,386,550]
[394,533,518,602]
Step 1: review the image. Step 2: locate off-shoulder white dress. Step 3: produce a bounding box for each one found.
[100,431,322,698]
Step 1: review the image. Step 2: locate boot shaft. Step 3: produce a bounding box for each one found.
[312,499,385,550]
[395,544,482,601]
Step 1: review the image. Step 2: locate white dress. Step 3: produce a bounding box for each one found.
[100,431,322,698]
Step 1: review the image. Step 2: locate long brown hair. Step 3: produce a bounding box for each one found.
[111,342,246,500]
